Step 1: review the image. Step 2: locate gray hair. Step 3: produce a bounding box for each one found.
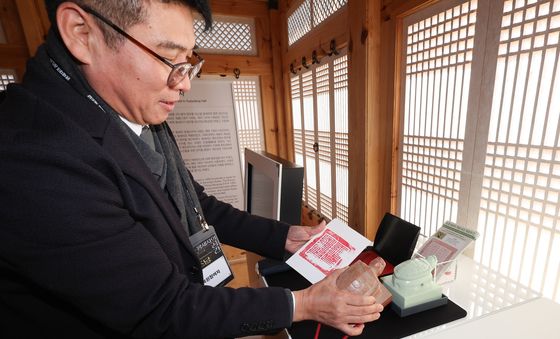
[45,0,212,49]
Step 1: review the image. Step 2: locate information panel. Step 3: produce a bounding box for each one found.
[167,79,244,210]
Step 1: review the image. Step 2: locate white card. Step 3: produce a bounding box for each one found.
[286,218,371,283]
[202,256,232,287]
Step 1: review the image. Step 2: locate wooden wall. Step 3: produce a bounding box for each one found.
[1,0,438,290]
[1,0,437,239]
[276,0,436,238]
[204,0,288,286]
[0,0,48,79]
[203,0,290,160]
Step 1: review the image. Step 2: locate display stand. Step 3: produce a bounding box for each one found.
[261,265,467,339]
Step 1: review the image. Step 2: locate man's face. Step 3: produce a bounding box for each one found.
[82,2,196,125]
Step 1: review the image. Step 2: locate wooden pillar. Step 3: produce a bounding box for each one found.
[14,0,47,57]
[348,0,391,239]
[269,5,291,160]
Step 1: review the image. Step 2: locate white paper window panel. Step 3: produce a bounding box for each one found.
[195,76,264,177]
[0,69,17,91]
[290,53,349,223]
[288,0,348,46]
[194,15,257,56]
[232,79,264,173]
[288,0,311,46]
[400,0,474,237]
[477,0,560,301]
[399,0,560,304]
[313,0,348,26]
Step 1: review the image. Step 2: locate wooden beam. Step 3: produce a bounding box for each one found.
[0,44,28,58]
[347,0,391,239]
[34,0,50,33]
[269,7,289,159]
[347,0,366,236]
[278,0,295,162]
[0,0,26,44]
[382,0,439,19]
[387,14,403,215]
[260,74,280,154]
[210,0,269,18]
[14,0,46,56]
[254,5,281,156]
[201,54,273,76]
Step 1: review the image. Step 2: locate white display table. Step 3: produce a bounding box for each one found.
[259,251,559,338]
[419,297,560,338]
[407,254,555,337]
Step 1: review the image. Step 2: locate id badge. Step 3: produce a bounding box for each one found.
[189,225,234,287]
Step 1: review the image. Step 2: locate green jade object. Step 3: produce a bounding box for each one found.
[381,255,442,309]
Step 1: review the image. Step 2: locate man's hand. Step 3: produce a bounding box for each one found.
[285,220,326,253]
[292,268,384,336]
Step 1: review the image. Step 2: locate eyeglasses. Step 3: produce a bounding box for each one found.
[82,6,204,87]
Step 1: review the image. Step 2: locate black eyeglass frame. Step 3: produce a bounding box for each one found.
[82,5,204,87]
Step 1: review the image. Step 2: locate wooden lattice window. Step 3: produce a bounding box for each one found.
[288,0,312,45]
[194,15,257,55]
[232,78,265,172]
[287,0,347,46]
[398,0,560,304]
[0,69,16,91]
[313,0,347,26]
[291,53,349,223]
[400,0,475,236]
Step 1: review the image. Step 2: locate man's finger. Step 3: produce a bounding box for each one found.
[338,322,365,336]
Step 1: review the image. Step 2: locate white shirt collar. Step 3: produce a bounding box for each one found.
[119,116,144,136]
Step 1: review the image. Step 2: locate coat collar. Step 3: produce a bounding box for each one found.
[20,45,198,260]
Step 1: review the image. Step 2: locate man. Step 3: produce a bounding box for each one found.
[0,1,383,338]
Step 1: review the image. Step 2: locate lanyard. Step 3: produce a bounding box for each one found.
[180,166,210,232]
[48,57,108,114]
[193,207,210,231]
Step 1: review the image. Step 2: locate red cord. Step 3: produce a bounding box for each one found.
[314,323,321,339]
[314,322,351,339]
